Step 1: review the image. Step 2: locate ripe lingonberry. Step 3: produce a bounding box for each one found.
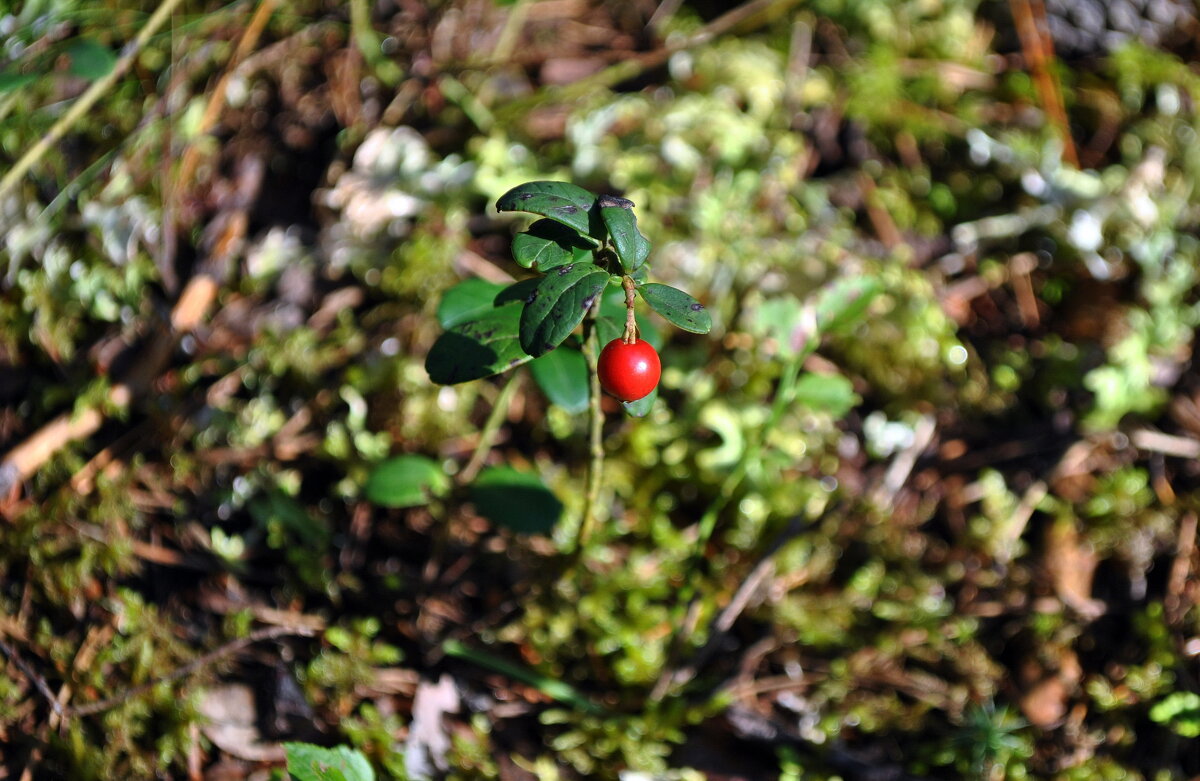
[598,338,660,402]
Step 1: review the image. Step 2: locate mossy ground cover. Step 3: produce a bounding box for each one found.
[3,1,1200,778]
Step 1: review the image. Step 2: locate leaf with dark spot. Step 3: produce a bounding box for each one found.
[511,219,595,271]
[494,278,540,307]
[519,263,611,357]
[496,181,600,242]
[598,194,635,209]
[638,283,711,334]
[600,204,651,273]
[426,304,532,384]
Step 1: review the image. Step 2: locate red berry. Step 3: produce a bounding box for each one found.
[598,338,660,402]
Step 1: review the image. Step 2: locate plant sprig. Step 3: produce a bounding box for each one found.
[416,181,712,546]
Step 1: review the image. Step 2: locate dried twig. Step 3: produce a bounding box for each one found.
[1167,512,1197,625]
[654,517,810,696]
[0,0,190,202]
[0,1,279,497]
[858,172,904,251]
[1009,0,1078,167]
[3,625,316,725]
[496,0,802,121]
[0,636,63,720]
[0,152,263,497]
[1131,429,1200,460]
[68,625,316,718]
[871,415,937,505]
[175,0,280,190]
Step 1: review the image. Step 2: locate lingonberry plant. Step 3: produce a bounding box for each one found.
[422,181,712,542]
[426,181,710,397]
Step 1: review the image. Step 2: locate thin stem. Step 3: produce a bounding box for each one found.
[578,302,605,551]
[0,0,190,202]
[622,275,638,343]
[0,625,316,724]
[458,373,520,485]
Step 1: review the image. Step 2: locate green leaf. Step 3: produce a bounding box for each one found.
[792,372,859,417]
[436,278,507,329]
[67,38,116,81]
[426,305,533,384]
[496,181,600,242]
[492,277,540,306]
[637,283,712,334]
[622,385,657,417]
[529,347,588,413]
[469,466,563,534]
[519,263,610,357]
[284,742,375,781]
[0,71,38,93]
[364,455,449,508]
[511,218,595,271]
[814,275,883,335]
[599,199,651,273]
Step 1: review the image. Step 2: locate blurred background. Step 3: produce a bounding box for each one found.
[3,0,1200,778]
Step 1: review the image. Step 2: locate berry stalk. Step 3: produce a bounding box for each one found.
[622,275,638,343]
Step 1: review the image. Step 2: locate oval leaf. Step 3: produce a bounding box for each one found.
[599,203,651,273]
[493,277,540,307]
[529,347,589,413]
[512,219,596,271]
[519,264,610,357]
[469,466,563,534]
[814,275,883,335]
[67,38,116,81]
[638,283,712,334]
[285,743,376,781]
[437,278,507,329]
[622,385,657,417]
[792,372,859,416]
[0,71,38,93]
[496,181,600,242]
[364,455,448,508]
[426,305,533,384]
